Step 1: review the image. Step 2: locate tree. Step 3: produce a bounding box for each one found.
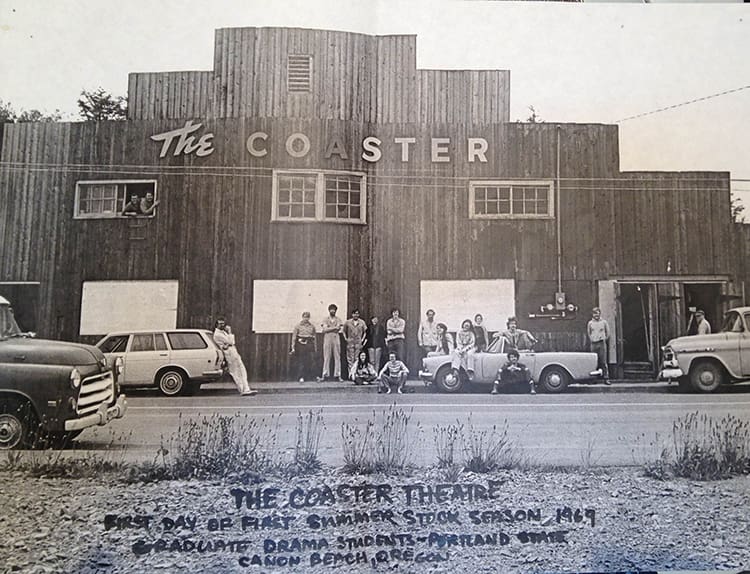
[77,88,127,121]
[731,192,746,223]
[0,99,62,123]
[526,105,543,123]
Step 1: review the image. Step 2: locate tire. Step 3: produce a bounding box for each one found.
[157,368,188,396]
[0,399,38,450]
[539,366,570,394]
[689,360,723,393]
[434,365,466,393]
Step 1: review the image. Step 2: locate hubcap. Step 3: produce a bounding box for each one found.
[0,414,23,449]
[699,371,715,385]
[161,373,182,394]
[547,373,562,387]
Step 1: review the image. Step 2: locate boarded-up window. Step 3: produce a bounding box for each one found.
[252,280,347,334]
[287,55,312,92]
[420,280,516,333]
[272,170,366,224]
[80,280,178,335]
[469,181,554,219]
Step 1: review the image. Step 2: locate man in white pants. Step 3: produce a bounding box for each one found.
[318,304,344,382]
[214,317,258,396]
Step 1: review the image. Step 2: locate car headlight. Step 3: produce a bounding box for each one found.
[70,368,81,389]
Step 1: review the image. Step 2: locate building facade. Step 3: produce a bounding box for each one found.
[0,27,741,379]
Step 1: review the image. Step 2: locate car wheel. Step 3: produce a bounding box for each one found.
[157,369,187,396]
[435,366,466,393]
[689,360,723,393]
[0,399,37,450]
[539,366,570,394]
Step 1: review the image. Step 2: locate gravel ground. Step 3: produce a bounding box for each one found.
[1,467,749,574]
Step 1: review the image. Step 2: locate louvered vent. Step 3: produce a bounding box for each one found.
[287,55,312,92]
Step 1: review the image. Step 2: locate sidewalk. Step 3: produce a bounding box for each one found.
[200,378,674,395]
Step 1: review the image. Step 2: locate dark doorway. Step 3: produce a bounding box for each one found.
[684,284,721,335]
[619,283,656,370]
[0,283,40,332]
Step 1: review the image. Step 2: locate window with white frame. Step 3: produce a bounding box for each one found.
[469,180,554,219]
[287,55,312,92]
[272,170,366,224]
[75,180,158,219]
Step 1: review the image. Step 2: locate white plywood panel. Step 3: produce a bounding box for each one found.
[597,280,618,364]
[420,280,515,332]
[80,280,178,335]
[253,280,348,333]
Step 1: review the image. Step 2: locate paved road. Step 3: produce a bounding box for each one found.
[73,384,750,468]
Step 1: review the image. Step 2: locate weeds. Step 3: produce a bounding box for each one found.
[341,405,421,475]
[460,416,519,473]
[643,412,750,481]
[579,435,603,469]
[434,423,464,481]
[284,410,325,476]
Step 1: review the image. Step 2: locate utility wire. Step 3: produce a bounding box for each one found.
[615,84,750,123]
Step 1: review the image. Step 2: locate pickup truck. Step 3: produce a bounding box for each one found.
[659,306,750,392]
[0,295,127,449]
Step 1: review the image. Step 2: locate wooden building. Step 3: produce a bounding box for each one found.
[0,27,742,379]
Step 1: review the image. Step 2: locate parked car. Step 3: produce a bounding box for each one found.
[0,296,127,449]
[96,329,224,396]
[419,336,600,393]
[659,307,750,393]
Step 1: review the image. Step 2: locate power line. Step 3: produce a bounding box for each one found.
[615,84,750,123]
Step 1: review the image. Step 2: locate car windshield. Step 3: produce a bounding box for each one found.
[0,305,24,340]
[720,312,744,333]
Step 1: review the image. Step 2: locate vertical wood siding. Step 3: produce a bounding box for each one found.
[0,119,736,379]
[128,28,509,124]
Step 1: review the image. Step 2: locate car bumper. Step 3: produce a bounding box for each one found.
[65,394,127,431]
[659,368,684,380]
[199,368,224,380]
[419,370,434,382]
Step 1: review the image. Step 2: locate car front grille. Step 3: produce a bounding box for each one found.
[77,371,115,416]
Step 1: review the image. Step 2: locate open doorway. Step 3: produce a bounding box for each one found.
[684,284,721,335]
[619,283,657,374]
[0,283,40,332]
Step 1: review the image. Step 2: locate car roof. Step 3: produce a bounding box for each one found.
[101,329,213,336]
[0,295,10,305]
[728,307,750,314]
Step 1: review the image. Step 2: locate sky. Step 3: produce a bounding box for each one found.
[1,0,748,209]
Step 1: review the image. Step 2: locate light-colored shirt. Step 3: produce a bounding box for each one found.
[344,318,367,343]
[697,319,711,335]
[213,328,235,350]
[455,329,476,352]
[587,318,610,343]
[418,319,439,347]
[321,316,344,337]
[386,317,406,342]
[379,359,409,378]
[292,320,316,339]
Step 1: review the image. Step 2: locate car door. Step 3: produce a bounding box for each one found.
[97,334,130,379]
[743,312,750,377]
[124,333,170,385]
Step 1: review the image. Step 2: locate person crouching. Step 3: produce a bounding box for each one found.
[377,351,409,394]
[491,349,535,395]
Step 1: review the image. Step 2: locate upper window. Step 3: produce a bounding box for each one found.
[272,170,366,224]
[287,55,312,92]
[469,180,554,220]
[74,180,158,219]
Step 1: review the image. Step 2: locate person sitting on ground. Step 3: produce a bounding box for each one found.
[451,319,476,379]
[377,351,410,394]
[428,323,454,357]
[491,349,536,395]
[352,351,378,386]
[494,316,537,351]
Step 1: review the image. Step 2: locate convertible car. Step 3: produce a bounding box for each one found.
[419,337,601,393]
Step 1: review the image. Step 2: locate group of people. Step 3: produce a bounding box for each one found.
[214,305,614,397]
[122,191,160,216]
